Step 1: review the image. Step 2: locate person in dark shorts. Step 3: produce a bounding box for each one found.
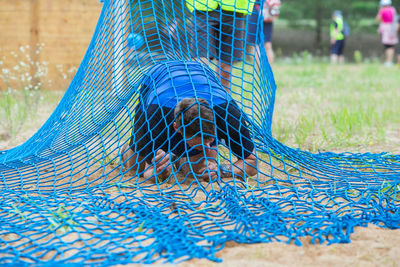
[376,0,398,67]
[122,60,257,180]
[186,0,254,92]
[330,10,346,64]
[247,0,281,65]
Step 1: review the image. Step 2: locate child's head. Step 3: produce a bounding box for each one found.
[174,98,215,139]
[380,0,392,7]
[379,0,395,23]
[332,10,342,19]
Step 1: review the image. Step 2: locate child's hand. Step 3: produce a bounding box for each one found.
[196,160,218,181]
[153,149,172,177]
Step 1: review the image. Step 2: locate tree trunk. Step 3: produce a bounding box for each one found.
[314,1,323,55]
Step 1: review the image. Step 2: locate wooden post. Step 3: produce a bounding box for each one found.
[29,0,39,88]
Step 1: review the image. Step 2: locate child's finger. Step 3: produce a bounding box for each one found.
[156,161,171,173]
[154,150,167,163]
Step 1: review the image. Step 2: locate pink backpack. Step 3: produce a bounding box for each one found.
[379,6,396,23]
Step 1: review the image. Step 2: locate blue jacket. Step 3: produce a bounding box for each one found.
[141,61,232,108]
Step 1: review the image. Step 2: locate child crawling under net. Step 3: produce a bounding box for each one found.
[122,60,257,181]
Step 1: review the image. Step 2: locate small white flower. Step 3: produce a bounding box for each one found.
[68,67,77,73]
[19,46,25,53]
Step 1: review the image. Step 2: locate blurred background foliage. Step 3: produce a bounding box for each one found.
[278,0,400,57]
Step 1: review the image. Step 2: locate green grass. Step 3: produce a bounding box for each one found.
[0,89,42,137]
[9,195,78,234]
[272,62,400,153]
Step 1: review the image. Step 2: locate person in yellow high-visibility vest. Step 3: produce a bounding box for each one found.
[330,10,346,64]
[186,0,255,92]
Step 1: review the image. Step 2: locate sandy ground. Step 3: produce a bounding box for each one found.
[1,94,400,267]
[112,225,400,267]
[180,225,400,267]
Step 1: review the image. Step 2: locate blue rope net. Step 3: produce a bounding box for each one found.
[1,0,399,265]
